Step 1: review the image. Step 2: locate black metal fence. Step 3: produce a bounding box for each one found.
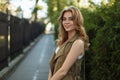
[10,15,23,60]
[0,11,45,71]
[0,12,8,71]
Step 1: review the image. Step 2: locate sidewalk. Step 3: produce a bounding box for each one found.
[0,34,55,80]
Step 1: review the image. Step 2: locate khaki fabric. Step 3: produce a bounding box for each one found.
[49,34,84,80]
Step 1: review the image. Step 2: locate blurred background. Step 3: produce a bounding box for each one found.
[0,0,120,80]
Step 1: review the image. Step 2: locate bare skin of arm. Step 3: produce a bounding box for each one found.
[50,39,84,80]
[48,69,52,80]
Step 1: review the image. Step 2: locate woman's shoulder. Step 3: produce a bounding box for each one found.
[74,38,84,45]
[71,38,84,51]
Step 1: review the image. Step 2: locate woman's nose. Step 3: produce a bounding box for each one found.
[64,19,70,23]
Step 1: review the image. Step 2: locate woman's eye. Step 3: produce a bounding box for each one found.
[69,17,74,20]
[62,18,66,21]
[62,17,74,21]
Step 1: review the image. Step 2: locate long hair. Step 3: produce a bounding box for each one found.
[57,6,90,50]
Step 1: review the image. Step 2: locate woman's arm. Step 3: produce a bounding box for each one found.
[50,39,84,80]
[48,69,52,80]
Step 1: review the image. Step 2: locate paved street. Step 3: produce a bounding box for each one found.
[6,34,55,80]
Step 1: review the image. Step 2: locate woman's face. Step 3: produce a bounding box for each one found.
[62,11,76,32]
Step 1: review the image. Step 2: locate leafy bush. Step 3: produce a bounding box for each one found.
[82,0,120,80]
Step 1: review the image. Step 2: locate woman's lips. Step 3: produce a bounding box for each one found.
[64,24,70,28]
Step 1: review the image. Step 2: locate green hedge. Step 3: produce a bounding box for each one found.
[82,0,120,80]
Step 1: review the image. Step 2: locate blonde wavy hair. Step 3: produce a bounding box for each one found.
[57,6,90,50]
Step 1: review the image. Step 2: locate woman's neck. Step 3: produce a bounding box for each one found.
[68,31,76,40]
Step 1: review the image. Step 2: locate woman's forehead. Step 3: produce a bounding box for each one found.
[63,11,73,17]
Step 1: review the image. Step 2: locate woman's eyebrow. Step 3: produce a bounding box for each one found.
[69,16,73,18]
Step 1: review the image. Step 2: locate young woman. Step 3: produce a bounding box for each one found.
[48,6,90,80]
